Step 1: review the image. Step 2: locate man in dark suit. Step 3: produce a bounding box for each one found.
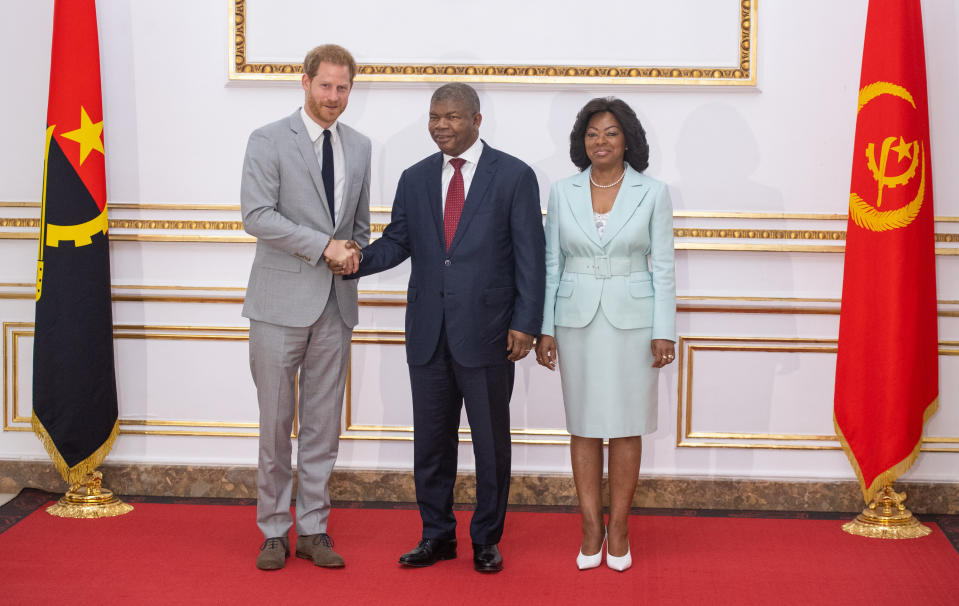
[344,83,545,573]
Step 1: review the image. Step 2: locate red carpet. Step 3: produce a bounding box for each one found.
[1,496,958,605]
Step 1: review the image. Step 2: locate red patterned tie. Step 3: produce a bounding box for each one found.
[443,158,466,250]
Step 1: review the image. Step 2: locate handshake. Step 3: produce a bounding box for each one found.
[323,239,362,275]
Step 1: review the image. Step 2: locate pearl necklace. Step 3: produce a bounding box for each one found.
[589,167,626,189]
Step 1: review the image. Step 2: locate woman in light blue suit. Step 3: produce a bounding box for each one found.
[536,98,676,572]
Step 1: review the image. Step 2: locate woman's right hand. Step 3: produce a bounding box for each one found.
[535,335,557,371]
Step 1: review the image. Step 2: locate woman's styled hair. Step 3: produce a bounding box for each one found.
[569,97,649,172]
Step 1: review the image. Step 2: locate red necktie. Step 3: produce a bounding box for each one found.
[443,158,466,250]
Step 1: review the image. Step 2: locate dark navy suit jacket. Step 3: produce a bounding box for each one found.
[352,142,546,368]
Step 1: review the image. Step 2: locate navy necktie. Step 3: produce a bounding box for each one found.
[321,129,335,225]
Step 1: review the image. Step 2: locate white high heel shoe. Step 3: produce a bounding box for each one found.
[576,533,606,570]
[606,542,631,572]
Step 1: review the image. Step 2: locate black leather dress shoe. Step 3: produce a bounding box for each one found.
[398,538,457,567]
[472,543,503,573]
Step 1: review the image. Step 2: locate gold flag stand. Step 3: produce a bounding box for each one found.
[842,485,930,539]
[46,471,133,519]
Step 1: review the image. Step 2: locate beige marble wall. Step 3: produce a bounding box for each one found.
[1,461,956,513]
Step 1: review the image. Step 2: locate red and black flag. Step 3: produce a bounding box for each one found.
[33,0,119,485]
[834,0,938,503]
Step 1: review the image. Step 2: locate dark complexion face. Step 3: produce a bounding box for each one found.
[585,111,626,171]
[428,98,482,157]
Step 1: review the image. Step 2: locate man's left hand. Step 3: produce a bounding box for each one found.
[507,329,535,362]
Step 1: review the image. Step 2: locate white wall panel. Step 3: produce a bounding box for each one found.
[247,0,742,67]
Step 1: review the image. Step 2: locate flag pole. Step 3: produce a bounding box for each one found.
[34,0,131,518]
[833,0,938,539]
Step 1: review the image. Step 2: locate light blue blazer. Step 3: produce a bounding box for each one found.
[541,166,676,340]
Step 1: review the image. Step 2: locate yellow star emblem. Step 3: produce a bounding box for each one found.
[891,136,913,163]
[60,106,104,165]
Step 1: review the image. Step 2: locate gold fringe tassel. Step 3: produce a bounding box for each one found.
[834,396,940,504]
[31,414,120,485]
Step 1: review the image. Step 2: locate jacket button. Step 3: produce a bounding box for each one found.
[444,259,451,266]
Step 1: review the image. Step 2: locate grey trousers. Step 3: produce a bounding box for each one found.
[249,288,351,539]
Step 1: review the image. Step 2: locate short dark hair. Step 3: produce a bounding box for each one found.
[430,83,481,116]
[303,44,357,82]
[569,97,649,172]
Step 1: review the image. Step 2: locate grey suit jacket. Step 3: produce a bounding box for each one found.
[241,110,371,328]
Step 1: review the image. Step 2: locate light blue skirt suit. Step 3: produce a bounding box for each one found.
[541,166,676,438]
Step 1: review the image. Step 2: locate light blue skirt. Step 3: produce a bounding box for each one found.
[555,309,658,438]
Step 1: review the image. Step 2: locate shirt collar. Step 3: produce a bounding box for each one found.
[300,107,338,143]
[443,138,484,167]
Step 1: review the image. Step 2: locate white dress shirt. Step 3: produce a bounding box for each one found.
[300,107,345,222]
[441,138,484,211]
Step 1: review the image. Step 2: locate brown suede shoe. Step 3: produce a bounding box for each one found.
[256,536,289,570]
[296,533,345,568]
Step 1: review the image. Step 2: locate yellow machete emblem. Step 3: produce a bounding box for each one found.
[849,81,925,232]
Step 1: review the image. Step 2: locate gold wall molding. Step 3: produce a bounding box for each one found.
[0,202,241,212]
[2,322,569,444]
[3,322,262,436]
[0,217,243,231]
[5,213,959,251]
[675,228,845,241]
[6,203,959,224]
[0,216,377,243]
[676,227,959,244]
[112,219,242,231]
[343,329,569,445]
[229,0,756,85]
[5,284,959,320]
[5,201,959,250]
[5,284,959,318]
[6,314,958,451]
[676,336,959,452]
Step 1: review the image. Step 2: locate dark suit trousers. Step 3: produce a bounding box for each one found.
[408,326,514,545]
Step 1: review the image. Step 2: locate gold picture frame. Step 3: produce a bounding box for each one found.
[229,0,757,85]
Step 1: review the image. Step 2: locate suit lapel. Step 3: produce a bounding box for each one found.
[426,153,445,250]
[289,111,335,226]
[569,170,602,248]
[448,142,496,255]
[601,167,648,245]
[337,124,356,226]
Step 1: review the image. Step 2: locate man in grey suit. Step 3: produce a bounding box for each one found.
[241,44,370,571]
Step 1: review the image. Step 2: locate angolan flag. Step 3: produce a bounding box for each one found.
[33,0,119,485]
[834,0,939,504]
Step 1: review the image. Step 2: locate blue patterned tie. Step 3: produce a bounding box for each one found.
[321,129,335,225]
